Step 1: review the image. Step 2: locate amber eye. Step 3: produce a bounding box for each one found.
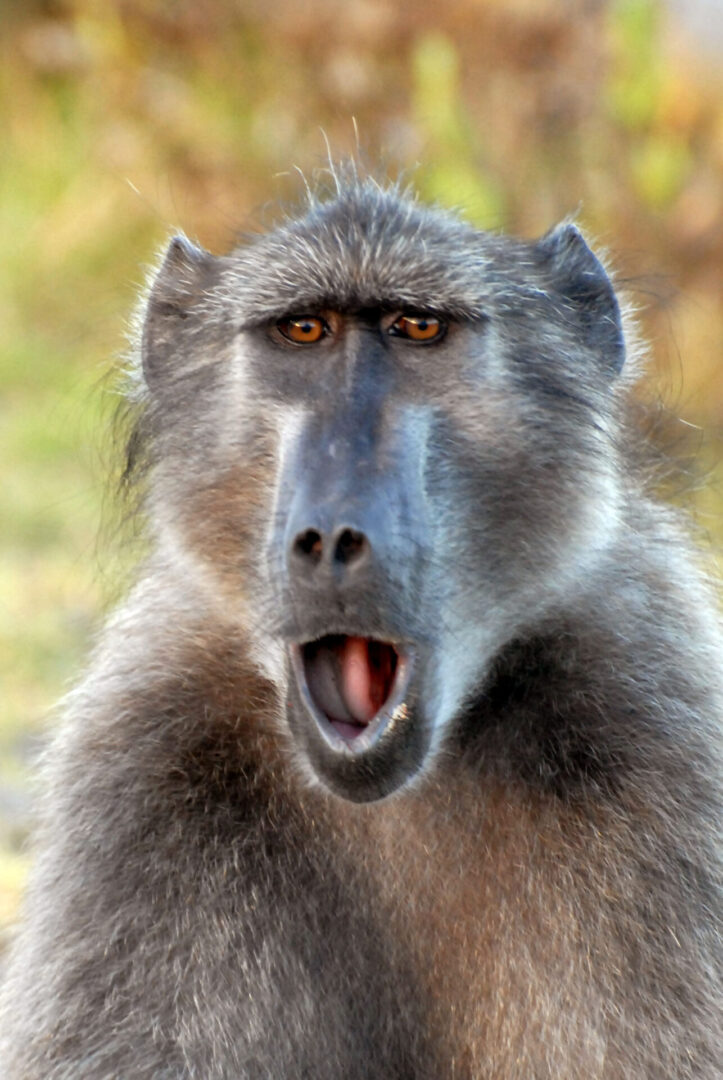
[277,316,327,344]
[390,313,445,342]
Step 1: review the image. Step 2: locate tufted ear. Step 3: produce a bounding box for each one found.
[142,235,220,388]
[536,223,625,373]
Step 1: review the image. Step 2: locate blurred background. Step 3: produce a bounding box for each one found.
[1,0,723,932]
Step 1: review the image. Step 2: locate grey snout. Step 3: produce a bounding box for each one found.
[272,405,432,619]
[284,492,390,590]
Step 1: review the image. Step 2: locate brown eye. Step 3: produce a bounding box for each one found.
[277,316,327,344]
[390,313,445,342]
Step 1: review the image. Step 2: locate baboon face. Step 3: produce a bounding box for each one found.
[141,184,625,802]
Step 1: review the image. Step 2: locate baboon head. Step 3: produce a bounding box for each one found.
[139,179,626,802]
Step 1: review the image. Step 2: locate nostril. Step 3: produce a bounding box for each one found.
[290,526,371,572]
[334,528,368,566]
[293,529,323,564]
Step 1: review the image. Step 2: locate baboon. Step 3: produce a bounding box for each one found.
[1,174,721,1079]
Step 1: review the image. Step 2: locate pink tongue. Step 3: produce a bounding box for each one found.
[339,637,377,723]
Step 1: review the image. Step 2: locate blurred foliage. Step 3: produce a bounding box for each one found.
[1,0,723,928]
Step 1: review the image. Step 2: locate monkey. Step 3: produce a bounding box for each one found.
[0,171,721,1079]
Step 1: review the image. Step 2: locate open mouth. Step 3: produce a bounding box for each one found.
[291,635,412,749]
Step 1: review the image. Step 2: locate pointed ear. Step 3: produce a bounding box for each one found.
[142,236,220,388]
[537,223,625,374]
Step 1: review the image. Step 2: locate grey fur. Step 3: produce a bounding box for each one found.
[1,174,721,1077]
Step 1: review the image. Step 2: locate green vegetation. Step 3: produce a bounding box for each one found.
[2,0,722,928]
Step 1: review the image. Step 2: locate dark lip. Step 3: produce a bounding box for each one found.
[289,640,415,756]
